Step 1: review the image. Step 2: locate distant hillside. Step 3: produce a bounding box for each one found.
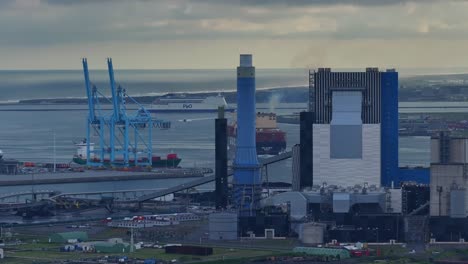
[17,86,309,105]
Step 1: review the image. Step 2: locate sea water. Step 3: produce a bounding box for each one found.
[0,69,430,195]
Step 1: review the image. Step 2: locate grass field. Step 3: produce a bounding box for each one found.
[3,242,275,264]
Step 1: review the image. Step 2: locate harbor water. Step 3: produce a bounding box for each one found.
[0,69,431,195]
[0,104,430,195]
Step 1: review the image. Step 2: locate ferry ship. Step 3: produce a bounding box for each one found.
[147,94,235,113]
[228,112,287,156]
[72,141,181,168]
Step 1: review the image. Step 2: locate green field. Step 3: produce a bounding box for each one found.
[2,242,276,264]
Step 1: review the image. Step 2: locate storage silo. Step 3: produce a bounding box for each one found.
[300,222,326,244]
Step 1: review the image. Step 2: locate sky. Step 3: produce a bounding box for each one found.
[1,0,468,69]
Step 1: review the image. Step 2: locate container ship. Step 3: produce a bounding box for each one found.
[228,112,287,156]
[147,94,235,113]
[72,141,181,168]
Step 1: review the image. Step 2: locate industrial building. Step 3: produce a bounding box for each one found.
[428,133,468,241]
[311,68,398,188]
[209,61,468,245]
[430,133,468,218]
[208,212,238,240]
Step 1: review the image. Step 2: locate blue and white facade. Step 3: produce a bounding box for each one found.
[312,68,398,188]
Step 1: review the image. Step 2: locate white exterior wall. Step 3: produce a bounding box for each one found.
[313,124,381,187]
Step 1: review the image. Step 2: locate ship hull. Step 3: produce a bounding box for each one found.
[227,112,287,157]
[149,95,234,113]
[228,132,287,156]
[72,157,182,168]
[228,141,286,156]
[256,141,287,155]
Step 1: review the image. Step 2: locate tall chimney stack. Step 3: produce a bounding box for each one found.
[233,54,261,215]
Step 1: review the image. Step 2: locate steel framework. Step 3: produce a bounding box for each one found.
[107,58,153,167]
[82,58,153,168]
[82,58,112,167]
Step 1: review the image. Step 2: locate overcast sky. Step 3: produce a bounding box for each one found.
[1,0,468,69]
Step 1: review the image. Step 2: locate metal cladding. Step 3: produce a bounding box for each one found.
[381,70,399,187]
[215,109,228,209]
[233,54,261,215]
[300,112,314,189]
[314,68,381,124]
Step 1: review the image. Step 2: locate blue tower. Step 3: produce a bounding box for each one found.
[233,54,261,215]
[380,69,399,187]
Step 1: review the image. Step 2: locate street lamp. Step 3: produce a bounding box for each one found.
[31,173,35,202]
[53,130,56,173]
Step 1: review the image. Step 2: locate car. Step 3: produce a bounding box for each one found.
[118,256,128,263]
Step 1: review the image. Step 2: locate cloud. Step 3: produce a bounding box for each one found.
[1,0,468,69]
[190,0,467,7]
[200,19,264,32]
[43,0,123,5]
[14,0,41,8]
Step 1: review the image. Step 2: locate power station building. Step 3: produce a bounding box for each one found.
[310,68,398,187]
[430,133,468,218]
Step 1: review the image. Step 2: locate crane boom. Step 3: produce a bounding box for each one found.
[82,58,95,121]
[107,58,120,121]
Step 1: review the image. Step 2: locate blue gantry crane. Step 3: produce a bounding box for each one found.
[82,58,113,167]
[82,58,169,168]
[106,58,153,167]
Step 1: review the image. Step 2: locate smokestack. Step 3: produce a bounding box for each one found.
[215,106,228,209]
[300,111,314,189]
[233,54,261,215]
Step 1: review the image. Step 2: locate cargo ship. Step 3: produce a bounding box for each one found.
[228,112,287,156]
[72,141,181,168]
[147,94,235,113]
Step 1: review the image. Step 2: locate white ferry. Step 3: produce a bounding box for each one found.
[147,95,234,113]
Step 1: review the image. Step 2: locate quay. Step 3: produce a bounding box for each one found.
[0,168,208,186]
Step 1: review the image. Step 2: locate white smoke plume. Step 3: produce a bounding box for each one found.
[269,93,282,113]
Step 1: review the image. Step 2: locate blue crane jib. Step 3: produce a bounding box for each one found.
[82,58,154,168]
